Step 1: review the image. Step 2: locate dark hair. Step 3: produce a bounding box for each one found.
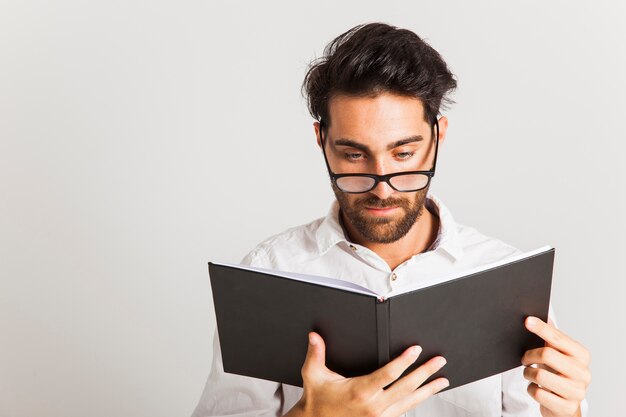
[302,23,457,128]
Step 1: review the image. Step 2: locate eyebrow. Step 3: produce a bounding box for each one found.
[333,136,424,152]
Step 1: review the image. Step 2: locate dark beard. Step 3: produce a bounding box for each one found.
[333,183,429,244]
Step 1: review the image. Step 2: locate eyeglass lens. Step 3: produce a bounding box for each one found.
[335,173,430,193]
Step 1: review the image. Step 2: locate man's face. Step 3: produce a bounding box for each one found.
[318,92,442,244]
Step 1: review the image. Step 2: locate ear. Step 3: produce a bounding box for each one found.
[314,121,322,149]
[436,116,449,145]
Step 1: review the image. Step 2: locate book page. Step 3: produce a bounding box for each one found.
[212,262,380,298]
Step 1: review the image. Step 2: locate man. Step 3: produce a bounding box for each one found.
[193,23,591,417]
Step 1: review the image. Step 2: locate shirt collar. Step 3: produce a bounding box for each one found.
[314,200,348,256]
[315,192,464,261]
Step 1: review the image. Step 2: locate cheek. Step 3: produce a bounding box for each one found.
[396,192,421,210]
[332,185,355,205]
[340,193,367,210]
[343,195,362,207]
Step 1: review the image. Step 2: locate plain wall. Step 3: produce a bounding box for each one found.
[1,1,624,416]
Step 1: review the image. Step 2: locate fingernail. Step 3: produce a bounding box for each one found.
[527,317,538,328]
[440,379,450,389]
[411,346,422,356]
[308,333,317,345]
[438,357,447,367]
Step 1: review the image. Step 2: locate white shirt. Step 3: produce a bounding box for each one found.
[193,193,588,417]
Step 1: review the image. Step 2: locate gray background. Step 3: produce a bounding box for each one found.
[1,1,624,416]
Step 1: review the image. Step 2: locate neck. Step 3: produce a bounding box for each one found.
[341,202,440,270]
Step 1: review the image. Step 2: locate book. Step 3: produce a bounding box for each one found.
[209,246,554,391]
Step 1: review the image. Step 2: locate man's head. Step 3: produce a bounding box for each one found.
[301,23,457,244]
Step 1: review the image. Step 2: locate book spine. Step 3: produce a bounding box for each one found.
[375,298,390,366]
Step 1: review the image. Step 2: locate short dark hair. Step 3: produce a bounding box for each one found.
[302,22,457,128]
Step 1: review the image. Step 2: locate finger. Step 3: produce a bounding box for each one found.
[537,362,557,374]
[522,347,590,383]
[523,366,587,402]
[384,377,450,416]
[525,317,589,364]
[301,332,327,383]
[364,345,422,392]
[384,356,447,402]
[527,383,581,417]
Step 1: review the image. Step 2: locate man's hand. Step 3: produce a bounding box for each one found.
[522,316,591,417]
[284,331,449,417]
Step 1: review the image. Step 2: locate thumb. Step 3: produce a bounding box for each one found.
[301,331,326,380]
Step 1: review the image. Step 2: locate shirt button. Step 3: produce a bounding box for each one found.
[390,273,397,281]
[349,244,357,251]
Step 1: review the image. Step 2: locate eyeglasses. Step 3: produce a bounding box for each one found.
[319,119,440,194]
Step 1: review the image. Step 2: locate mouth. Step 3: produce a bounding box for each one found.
[364,206,399,216]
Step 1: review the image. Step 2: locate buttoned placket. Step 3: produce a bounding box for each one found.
[345,242,397,295]
[387,250,439,292]
[346,243,443,291]
[347,243,389,270]
[388,265,404,288]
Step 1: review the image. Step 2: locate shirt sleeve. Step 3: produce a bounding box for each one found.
[191,249,284,417]
[501,305,589,417]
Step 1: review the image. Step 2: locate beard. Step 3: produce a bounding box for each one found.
[333,183,429,244]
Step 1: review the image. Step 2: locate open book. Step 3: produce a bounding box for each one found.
[209,246,554,390]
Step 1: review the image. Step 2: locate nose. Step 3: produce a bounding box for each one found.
[369,160,395,200]
[369,180,394,200]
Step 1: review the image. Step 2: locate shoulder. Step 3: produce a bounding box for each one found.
[455,221,523,265]
[240,216,326,268]
[428,193,522,266]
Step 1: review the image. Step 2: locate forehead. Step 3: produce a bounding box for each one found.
[327,92,428,143]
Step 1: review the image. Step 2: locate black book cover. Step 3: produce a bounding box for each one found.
[209,247,554,390]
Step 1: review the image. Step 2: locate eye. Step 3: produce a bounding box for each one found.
[395,151,415,160]
[344,152,364,161]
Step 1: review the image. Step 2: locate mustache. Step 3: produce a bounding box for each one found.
[354,196,410,209]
